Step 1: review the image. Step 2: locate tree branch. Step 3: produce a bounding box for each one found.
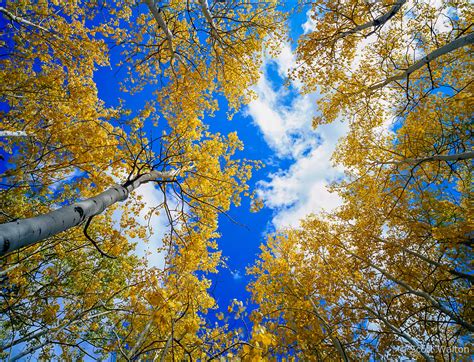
[0,6,57,38]
[83,216,116,259]
[369,32,474,91]
[338,0,406,39]
[144,0,175,59]
[0,170,178,256]
[198,0,218,37]
[0,131,28,137]
[388,151,474,165]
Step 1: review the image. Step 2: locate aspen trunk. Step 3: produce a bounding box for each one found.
[144,0,175,57]
[0,170,175,256]
[338,0,406,38]
[0,6,56,36]
[392,151,474,165]
[199,0,217,31]
[364,306,434,361]
[342,246,474,332]
[369,32,474,91]
[0,131,28,137]
[292,274,349,361]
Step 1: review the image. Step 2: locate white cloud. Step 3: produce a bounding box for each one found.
[48,167,84,192]
[110,173,182,270]
[274,42,297,79]
[246,42,349,229]
[131,182,168,270]
[301,9,316,34]
[258,122,347,229]
[230,269,242,280]
[248,0,455,230]
[245,43,319,159]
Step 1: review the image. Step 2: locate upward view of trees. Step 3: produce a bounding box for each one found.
[0,1,281,359]
[0,0,472,360]
[250,0,473,360]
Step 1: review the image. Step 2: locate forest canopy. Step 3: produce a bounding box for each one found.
[0,0,472,360]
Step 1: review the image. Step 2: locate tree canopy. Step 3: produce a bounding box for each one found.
[0,0,472,360]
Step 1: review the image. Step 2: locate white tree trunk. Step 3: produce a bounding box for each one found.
[391,151,474,165]
[199,0,217,35]
[292,274,349,362]
[369,32,474,91]
[364,306,433,361]
[0,131,28,137]
[343,247,474,332]
[337,0,406,38]
[144,0,175,58]
[0,170,176,256]
[0,6,55,36]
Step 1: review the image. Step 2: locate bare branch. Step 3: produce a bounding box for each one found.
[383,151,474,165]
[0,131,28,137]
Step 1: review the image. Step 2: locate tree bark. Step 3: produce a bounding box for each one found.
[388,151,474,165]
[0,6,56,36]
[373,236,474,282]
[337,0,406,39]
[144,0,175,58]
[10,339,50,362]
[0,170,176,256]
[0,310,112,352]
[369,32,474,91]
[343,246,474,332]
[364,307,433,361]
[199,0,218,37]
[0,131,28,137]
[128,319,153,360]
[292,274,349,362]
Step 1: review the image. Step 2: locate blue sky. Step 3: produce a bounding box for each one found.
[91,1,349,331]
[2,1,471,360]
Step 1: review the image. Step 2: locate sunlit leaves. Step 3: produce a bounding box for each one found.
[0,0,281,360]
[248,0,473,360]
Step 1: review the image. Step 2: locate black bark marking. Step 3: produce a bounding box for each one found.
[74,206,85,221]
[3,239,10,252]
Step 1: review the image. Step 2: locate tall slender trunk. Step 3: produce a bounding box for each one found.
[383,151,474,166]
[0,131,28,137]
[1,310,113,353]
[0,6,56,36]
[10,339,50,362]
[199,0,218,37]
[369,32,474,91]
[292,274,349,361]
[339,278,434,361]
[128,319,153,360]
[373,236,474,282]
[337,0,406,39]
[144,0,175,58]
[339,244,474,332]
[0,170,176,256]
[362,304,433,361]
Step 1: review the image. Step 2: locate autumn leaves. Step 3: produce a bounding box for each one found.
[0,0,473,360]
[249,0,473,360]
[0,1,280,359]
